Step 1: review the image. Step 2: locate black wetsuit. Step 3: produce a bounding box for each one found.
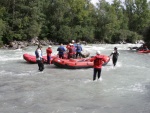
[110,50,119,66]
[112,51,119,66]
[93,68,102,81]
[37,60,44,71]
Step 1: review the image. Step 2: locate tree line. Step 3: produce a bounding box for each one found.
[0,0,150,46]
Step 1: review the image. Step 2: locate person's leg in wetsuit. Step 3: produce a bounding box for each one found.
[77,52,82,58]
[38,60,44,71]
[93,68,98,81]
[79,52,82,58]
[47,56,51,64]
[59,54,64,59]
[37,60,40,70]
[37,60,44,71]
[112,57,117,66]
[97,68,102,79]
[76,52,79,58]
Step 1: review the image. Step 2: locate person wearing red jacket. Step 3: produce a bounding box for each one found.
[67,43,74,59]
[46,45,52,64]
[90,51,107,81]
[66,43,71,50]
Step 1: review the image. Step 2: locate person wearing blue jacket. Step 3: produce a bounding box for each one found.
[57,43,66,59]
[76,43,82,58]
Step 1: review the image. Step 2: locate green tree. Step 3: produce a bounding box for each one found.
[125,0,150,33]
[43,0,95,43]
[95,0,121,43]
[0,0,45,43]
[0,7,6,45]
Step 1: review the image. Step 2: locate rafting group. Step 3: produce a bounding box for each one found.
[129,43,150,53]
[23,40,120,81]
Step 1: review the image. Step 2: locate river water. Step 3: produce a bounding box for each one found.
[0,44,150,113]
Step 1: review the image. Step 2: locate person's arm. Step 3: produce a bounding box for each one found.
[63,47,66,52]
[90,56,96,62]
[102,57,107,63]
[109,53,113,57]
[109,51,114,57]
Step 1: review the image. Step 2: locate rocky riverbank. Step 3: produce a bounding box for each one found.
[1,37,88,50]
[1,37,146,50]
[1,37,56,49]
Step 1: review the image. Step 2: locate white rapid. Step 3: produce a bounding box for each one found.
[0,44,150,113]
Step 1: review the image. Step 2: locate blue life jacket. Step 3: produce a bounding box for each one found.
[35,50,39,58]
[76,44,82,52]
[57,46,65,55]
[77,45,80,50]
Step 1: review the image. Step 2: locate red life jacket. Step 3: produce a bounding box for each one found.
[68,47,74,55]
[46,48,52,56]
[91,55,106,68]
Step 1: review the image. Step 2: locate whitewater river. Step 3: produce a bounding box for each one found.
[0,44,150,113]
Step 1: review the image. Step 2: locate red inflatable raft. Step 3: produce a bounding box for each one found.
[23,53,57,63]
[138,50,150,53]
[53,55,110,69]
[23,51,90,64]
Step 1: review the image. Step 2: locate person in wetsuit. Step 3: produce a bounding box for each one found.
[90,51,107,81]
[35,45,44,71]
[109,47,120,66]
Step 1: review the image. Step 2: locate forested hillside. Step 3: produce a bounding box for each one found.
[0,0,150,46]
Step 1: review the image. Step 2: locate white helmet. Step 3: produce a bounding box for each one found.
[48,45,52,48]
[96,51,101,55]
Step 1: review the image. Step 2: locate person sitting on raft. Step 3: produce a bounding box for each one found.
[144,46,149,51]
